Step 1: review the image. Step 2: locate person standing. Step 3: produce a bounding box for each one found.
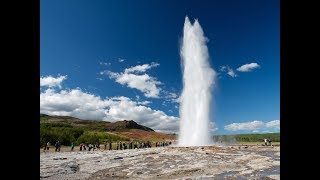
[104,141,107,150]
[264,139,268,146]
[55,141,61,152]
[43,141,47,152]
[97,142,100,150]
[71,142,75,151]
[109,141,112,150]
[46,142,50,151]
[55,141,59,152]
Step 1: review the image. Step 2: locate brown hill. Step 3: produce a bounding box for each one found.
[40,115,176,141]
[108,129,176,142]
[40,115,154,132]
[104,120,154,132]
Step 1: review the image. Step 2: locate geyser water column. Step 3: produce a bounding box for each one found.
[178,16,216,146]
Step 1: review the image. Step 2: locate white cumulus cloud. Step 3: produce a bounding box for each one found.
[40,75,67,88]
[40,88,179,133]
[236,63,260,72]
[224,120,280,132]
[265,120,280,129]
[105,62,162,98]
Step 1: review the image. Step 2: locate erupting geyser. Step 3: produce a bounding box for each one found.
[178,16,216,146]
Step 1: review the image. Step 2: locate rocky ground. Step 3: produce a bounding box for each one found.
[40,145,280,180]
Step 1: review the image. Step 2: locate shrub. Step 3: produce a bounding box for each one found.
[76,131,129,144]
[40,124,84,146]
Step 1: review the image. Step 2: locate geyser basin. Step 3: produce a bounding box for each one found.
[178,16,216,146]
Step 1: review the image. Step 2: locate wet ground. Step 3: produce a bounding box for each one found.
[40,145,279,180]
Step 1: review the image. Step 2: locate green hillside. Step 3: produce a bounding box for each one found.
[212,133,280,143]
[40,114,166,147]
[40,115,153,146]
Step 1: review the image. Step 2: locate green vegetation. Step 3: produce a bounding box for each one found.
[40,116,49,121]
[40,115,157,147]
[40,123,128,147]
[212,133,280,143]
[41,122,72,128]
[40,123,84,147]
[77,131,129,144]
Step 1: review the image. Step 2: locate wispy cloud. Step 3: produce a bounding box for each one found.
[210,121,218,132]
[165,92,178,99]
[163,91,180,104]
[124,62,159,73]
[99,62,111,66]
[104,62,162,98]
[236,63,260,72]
[137,100,151,105]
[118,58,125,62]
[227,69,236,77]
[40,75,67,88]
[224,120,280,132]
[220,65,237,78]
[99,71,107,75]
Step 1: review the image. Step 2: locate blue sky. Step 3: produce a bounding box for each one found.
[40,0,279,135]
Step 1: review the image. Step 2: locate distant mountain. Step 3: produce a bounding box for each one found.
[40,115,154,132]
[104,120,154,132]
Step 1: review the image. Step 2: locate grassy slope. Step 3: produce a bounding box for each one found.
[212,133,280,143]
[110,129,176,142]
[40,115,112,131]
[40,115,175,146]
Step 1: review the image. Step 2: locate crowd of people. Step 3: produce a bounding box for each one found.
[43,141,61,152]
[42,140,172,152]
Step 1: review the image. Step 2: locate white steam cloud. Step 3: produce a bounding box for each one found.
[178,16,216,146]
